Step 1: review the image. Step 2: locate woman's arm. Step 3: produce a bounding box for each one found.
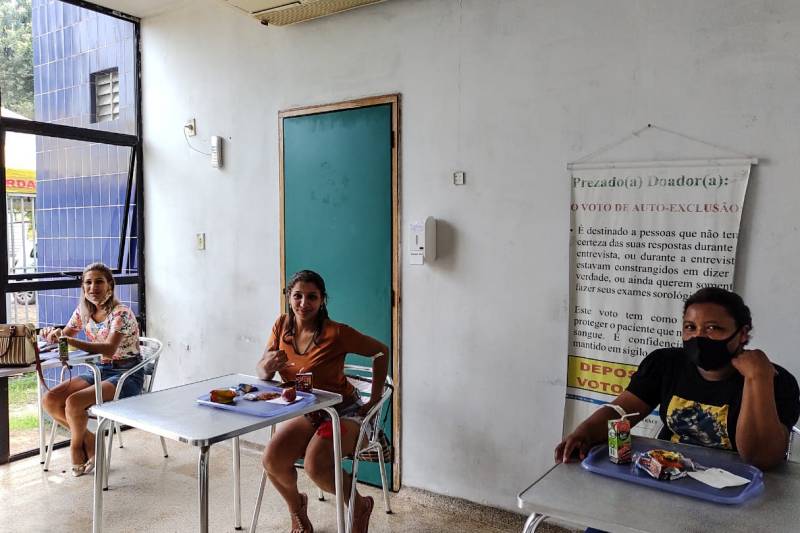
[365,349,389,410]
[41,324,80,343]
[554,391,652,463]
[256,348,288,381]
[733,349,789,469]
[64,329,123,358]
[345,326,390,413]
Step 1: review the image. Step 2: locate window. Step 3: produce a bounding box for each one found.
[0,0,143,462]
[91,68,120,123]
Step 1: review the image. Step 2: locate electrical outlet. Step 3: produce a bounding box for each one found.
[196,232,206,250]
[184,118,196,137]
[453,171,465,185]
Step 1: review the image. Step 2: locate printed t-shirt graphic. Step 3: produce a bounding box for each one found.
[665,395,731,449]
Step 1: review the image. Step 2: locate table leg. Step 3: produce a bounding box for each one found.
[522,513,547,533]
[199,445,211,533]
[323,407,345,533]
[93,417,111,533]
[36,372,46,462]
[233,436,242,530]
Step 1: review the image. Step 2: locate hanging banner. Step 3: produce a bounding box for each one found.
[563,161,752,436]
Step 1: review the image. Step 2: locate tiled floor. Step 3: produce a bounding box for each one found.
[0,429,578,533]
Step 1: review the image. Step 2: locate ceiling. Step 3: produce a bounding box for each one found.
[88,0,188,19]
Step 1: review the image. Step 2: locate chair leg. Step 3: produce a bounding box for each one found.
[347,457,362,533]
[160,436,169,457]
[376,449,392,514]
[43,420,59,471]
[115,422,124,448]
[318,487,325,501]
[249,470,267,533]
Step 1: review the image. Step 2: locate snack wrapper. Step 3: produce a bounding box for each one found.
[634,449,695,480]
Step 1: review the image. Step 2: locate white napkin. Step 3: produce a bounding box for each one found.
[687,468,750,489]
[266,395,300,406]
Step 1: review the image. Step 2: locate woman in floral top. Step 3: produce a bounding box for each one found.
[41,262,141,477]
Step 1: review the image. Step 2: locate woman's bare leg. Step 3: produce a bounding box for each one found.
[304,420,373,530]
[64,381,115,465]
[263,416,316,511]
[42,378,93,428]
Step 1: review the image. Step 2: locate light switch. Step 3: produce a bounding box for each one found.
[453,171,465,185]
[196,233,206,250]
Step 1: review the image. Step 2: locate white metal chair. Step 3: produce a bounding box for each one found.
[42,337,168,475]
[787,425,800,462]
[249,364,394,533]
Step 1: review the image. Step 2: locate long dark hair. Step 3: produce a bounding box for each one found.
[282,270,330,346]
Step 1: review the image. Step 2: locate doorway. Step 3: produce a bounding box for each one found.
[280,94,400,489]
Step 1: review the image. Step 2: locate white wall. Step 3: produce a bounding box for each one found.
[140,0,800,511]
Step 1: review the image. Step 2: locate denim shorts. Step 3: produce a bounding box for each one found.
[305,390,364,429]
[79,357,144,399]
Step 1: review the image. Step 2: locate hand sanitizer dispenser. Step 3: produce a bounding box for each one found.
[410,217,436,265]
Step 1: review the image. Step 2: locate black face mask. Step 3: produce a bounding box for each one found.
[683,329,741,371]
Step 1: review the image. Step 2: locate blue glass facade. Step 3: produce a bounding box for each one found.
[31,0,138,330]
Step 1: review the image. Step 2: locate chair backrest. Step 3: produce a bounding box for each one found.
[138,336,163,394]
[344,363,393,442]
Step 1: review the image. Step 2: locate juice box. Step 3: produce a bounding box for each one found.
[608,417,632,464]
[58,337,69,364]
[296,372,313,392]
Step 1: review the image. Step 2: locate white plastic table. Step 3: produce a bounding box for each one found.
[517,437,800,533]
[90,373,346,533]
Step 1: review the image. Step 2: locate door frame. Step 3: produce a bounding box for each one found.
[278,94,401,489]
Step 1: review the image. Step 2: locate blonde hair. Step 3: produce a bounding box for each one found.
[79,262,120,324]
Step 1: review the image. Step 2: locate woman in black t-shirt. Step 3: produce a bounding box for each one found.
[555,287,800,470]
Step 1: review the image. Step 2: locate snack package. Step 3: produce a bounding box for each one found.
[634,449,694,480]
[210,388,237,404]
[238,383,258,394]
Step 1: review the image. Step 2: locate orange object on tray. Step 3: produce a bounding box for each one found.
[210,388,237,404]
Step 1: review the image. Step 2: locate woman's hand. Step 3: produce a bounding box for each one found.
[262,349,289,375]
[40,327,63,343]
[732,349,776,381]
[554,426,593,463]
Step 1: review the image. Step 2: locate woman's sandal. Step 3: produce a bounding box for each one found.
[71,463,87,477]
[289,492,314,533]
[352,495,374,533]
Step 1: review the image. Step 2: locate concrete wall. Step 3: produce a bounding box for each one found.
[140,0,800,511]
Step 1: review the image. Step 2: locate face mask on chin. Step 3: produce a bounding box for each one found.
[683,329,741,371]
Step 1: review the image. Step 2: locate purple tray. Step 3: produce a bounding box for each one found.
[196,383,316,418]
[581,439,764,505]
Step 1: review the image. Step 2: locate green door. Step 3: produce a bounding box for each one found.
[282,102,394,488]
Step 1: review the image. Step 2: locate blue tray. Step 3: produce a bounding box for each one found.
[581,439,764,505]
[196,383,316,418]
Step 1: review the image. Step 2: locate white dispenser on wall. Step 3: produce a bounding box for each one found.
[409,216,436,265]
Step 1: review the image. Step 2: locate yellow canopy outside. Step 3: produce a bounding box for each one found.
[1,107,36,195]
